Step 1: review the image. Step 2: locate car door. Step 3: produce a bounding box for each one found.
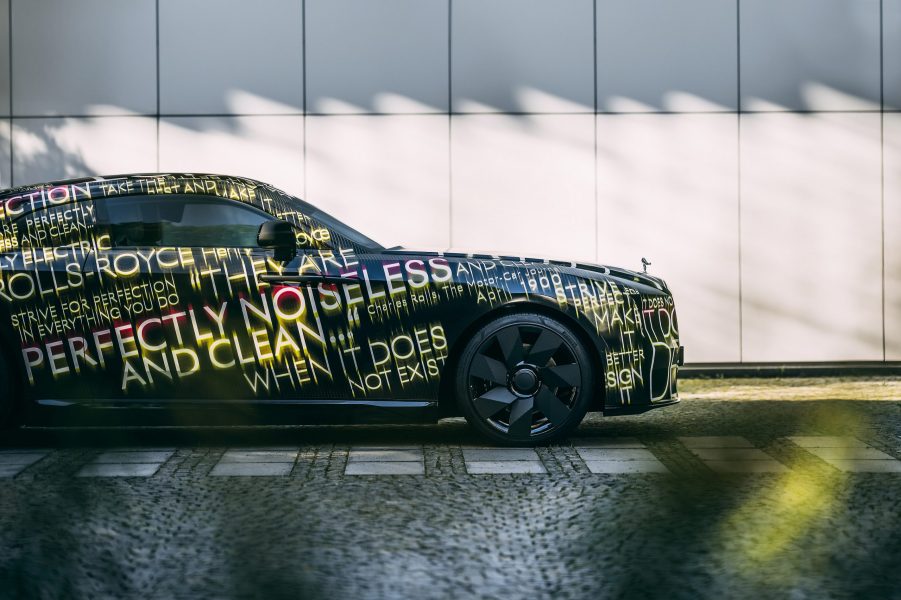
[262,243,450,404]
[86,193,278,403]
[254,190,452,405]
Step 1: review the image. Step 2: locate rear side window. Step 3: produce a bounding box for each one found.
[12,201,97,249]
[98,195,272,248]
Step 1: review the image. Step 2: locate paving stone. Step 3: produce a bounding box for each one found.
[826,460,901,473]
[345,462,425,475]
[97,447,177,453]
[94,451,174,464]
[222,447,298,452]
[347,449,423,462]
[349,445,423,451]
[77,463,161,477]
[464,461,546,474]
[210,462,294,477]
[575,448,658,461]
[461,448,539,462]
[0,452,48,466]
[218,450,299,463]
[679,436,754,448]
[538,446,587,476]
[584,460,669,474]
[690,448,775,461]
[788,436,869,448]
[705,461,789,474]
[571,437,645,448]
[807,447,895,461]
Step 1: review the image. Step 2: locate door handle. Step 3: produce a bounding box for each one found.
[258,273,357,285]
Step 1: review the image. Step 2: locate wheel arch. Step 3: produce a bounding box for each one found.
[437,298,608,416]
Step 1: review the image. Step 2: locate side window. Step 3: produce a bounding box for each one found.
[98,196,272,248]
[13,201,97,249]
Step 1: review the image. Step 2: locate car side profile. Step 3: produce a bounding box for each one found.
[0,173,683,445]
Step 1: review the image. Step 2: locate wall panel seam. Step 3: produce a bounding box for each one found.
[7,109,896,119]
[737,0,743,362]
[447,0,453,250]
[4,117,9,189]
[302,0,307,199]
[880,0,886,360]
[6,0,10,117]
[593,0,598,262]
[7,0,12,185]
[155,0,160,172]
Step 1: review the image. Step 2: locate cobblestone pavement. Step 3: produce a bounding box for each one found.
[1,391,900,599]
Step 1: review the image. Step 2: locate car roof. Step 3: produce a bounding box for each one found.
[0,172,284,205]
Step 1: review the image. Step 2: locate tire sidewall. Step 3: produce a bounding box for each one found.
[455,312,595,446]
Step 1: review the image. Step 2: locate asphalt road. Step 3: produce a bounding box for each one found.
[1,384,900,600]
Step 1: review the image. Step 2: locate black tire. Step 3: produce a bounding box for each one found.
[455,312,595,446]
[0,357,15,432]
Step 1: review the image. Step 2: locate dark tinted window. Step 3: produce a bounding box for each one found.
[99,196,272,248]
[12,201,97,249]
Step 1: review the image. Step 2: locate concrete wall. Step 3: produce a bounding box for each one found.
[0,0,897,364]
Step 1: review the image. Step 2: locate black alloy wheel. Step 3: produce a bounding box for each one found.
[456,313,594,445]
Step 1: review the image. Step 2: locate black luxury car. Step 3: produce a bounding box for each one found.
[0,174,682,444]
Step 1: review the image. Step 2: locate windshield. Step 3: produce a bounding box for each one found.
[287,196,384,251]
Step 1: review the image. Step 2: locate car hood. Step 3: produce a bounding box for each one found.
[380,247,670,293]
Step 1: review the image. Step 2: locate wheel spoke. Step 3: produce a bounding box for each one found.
[534,385,571,426]
[507,396,535,438]
[473,386,517,419]
[470,354,508,386]
[525,330,563,367]
[496,327,526,369]
[540,364,581,389]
